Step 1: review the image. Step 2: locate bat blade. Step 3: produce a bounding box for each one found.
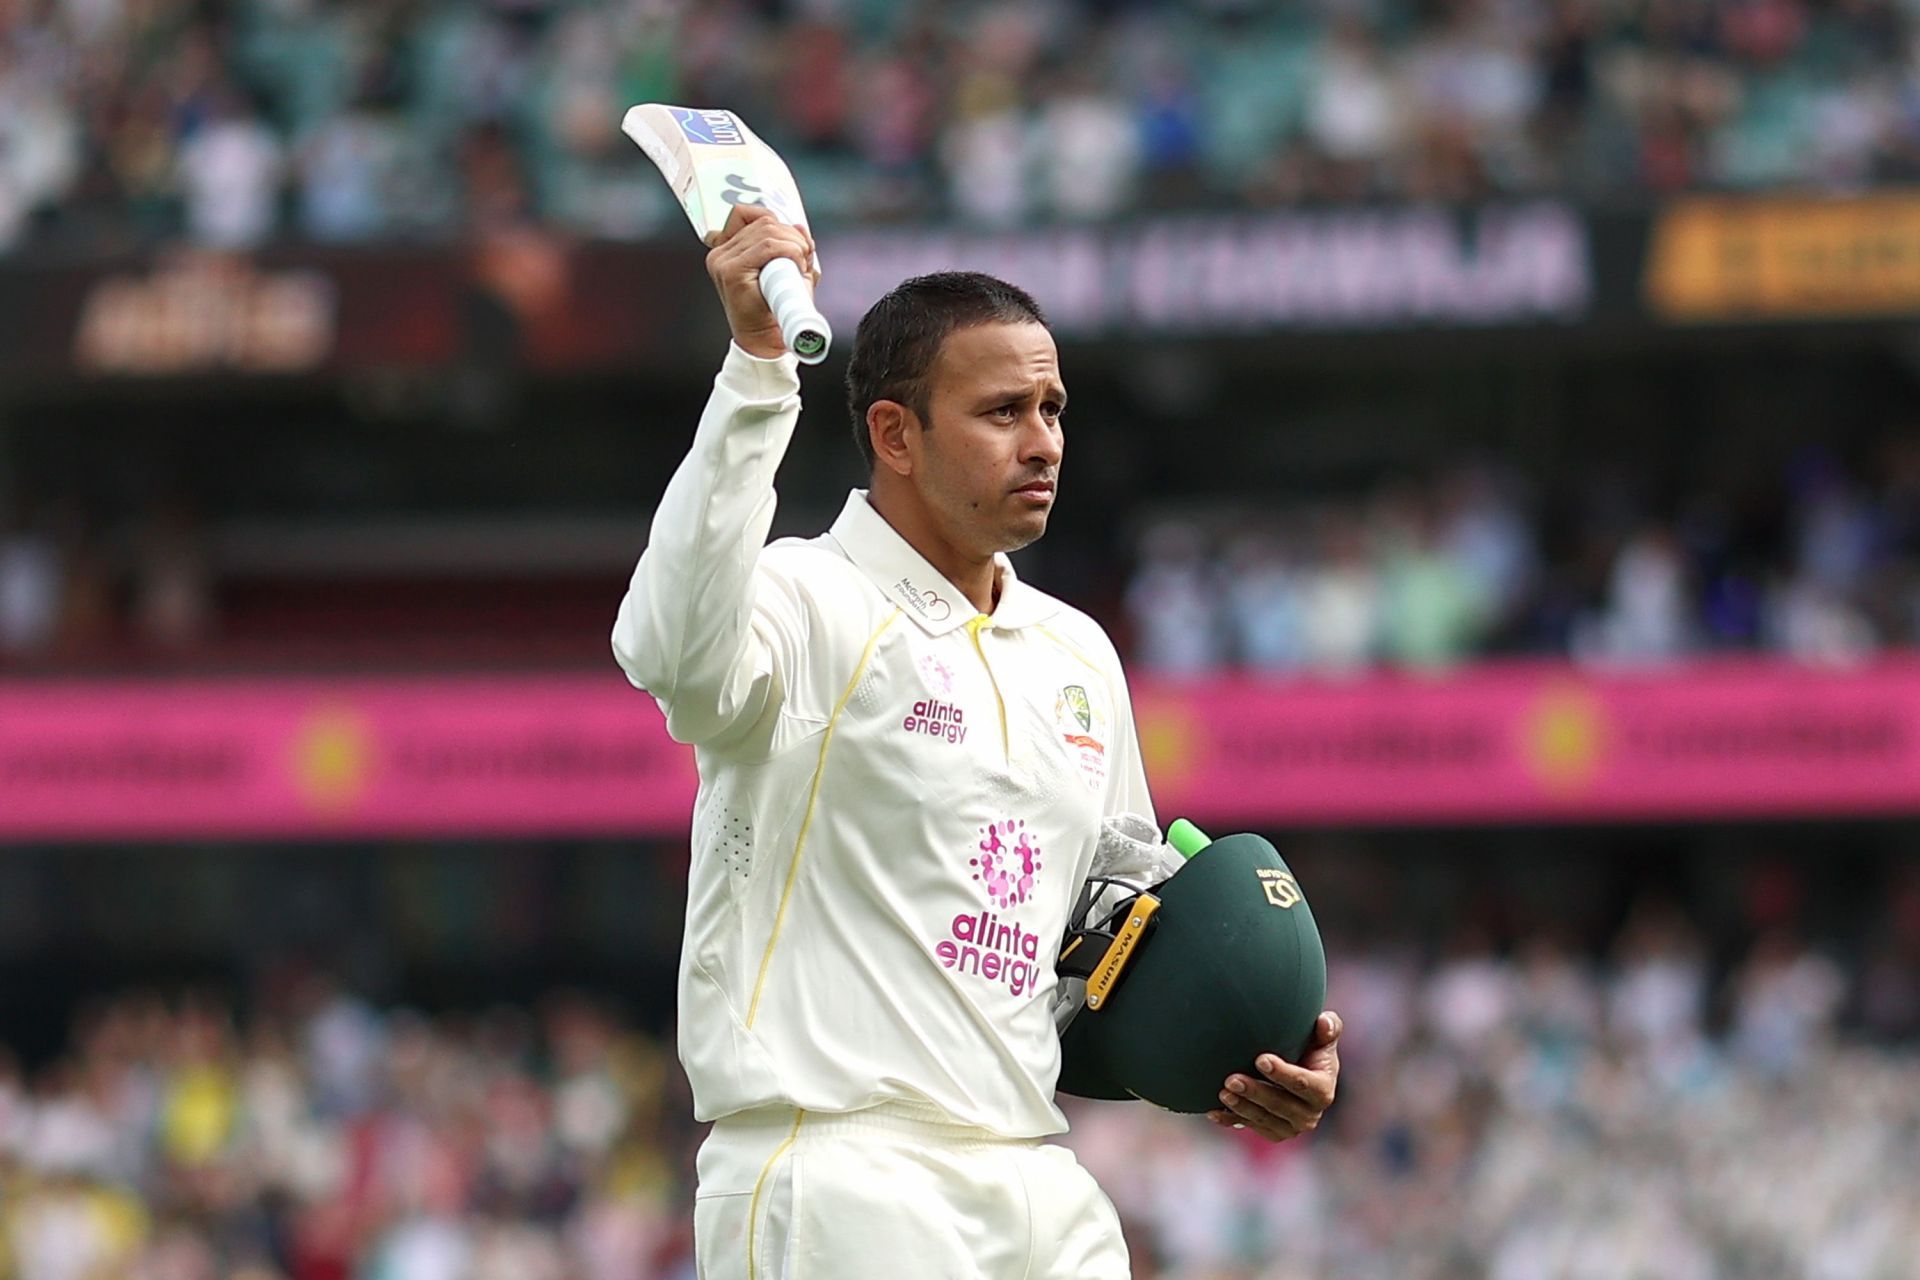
[622,103,831,362]
[622,104,815,261]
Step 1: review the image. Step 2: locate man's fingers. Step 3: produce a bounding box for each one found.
[1221,1078,1321,1130]
[1210,1101,1301,1142]
[802,227,821,286]
[712,223,813,271]
[1206,1015,1342,1142]
[735,236,814,276]
[710,214,820,289]
[710,201,778,246]
[1251,1054,1337,1110]
[1285,1011,1343,1079]
[706,229,815,298]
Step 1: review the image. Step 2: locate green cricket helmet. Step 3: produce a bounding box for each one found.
[1055,827,1327,1113]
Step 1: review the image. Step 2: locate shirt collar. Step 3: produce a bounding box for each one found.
[828,490,1061,635]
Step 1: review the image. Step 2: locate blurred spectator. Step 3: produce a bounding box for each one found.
[942,86,1030,228]
[0,498,61,658]
[1766,578,1877,664]
[1125,517,1224,677]
[177,92,285,249]
[1727,929,1845,1076]
[1376,487,1483,668]
[1032,69,1141,221]
[1438,465,1536,634]
[12,0,1920,251]
[1126,447,1920,675]
[1304,19,1402,191]
[1221,531,1306,671]
[0,882,1914,1279]
[297,108,398,242]
[1299,508,1384,672]
[1607,899,1711,1063]
[1582,522,1694,664]
[1424,926,1516,1051]
[0,49,83,251]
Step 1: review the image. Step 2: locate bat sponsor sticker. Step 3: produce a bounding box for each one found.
[670,107,746,146]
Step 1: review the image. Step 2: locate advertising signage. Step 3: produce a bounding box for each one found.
[1645,192,1920,323]
[8,191,1920,387]
[5,660,1919,840]
[815,204,1594,336]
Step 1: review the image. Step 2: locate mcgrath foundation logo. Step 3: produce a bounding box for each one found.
[895,577,953,622]
[972,818,1043,909]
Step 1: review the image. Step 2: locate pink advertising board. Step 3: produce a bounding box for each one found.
[2,660,1918,840]
[0,674,697,840]
[1139,658,1920,825]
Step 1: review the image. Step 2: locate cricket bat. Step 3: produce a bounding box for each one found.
[622,104,832,364]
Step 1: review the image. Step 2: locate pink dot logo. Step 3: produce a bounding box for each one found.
[917,651,955,696]
[971,818,1042,909]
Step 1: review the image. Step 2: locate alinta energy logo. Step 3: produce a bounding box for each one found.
[933,816,1045,999]
[971,817,1042,909]
[901,697,968,746]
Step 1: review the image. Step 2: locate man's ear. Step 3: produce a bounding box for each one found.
[868,400,916,478]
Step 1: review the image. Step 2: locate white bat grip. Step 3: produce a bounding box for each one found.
[758,256,831,365]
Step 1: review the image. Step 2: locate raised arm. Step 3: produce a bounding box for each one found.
[611,206,820,750]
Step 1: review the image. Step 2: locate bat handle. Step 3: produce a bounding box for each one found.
[759,256,832,365]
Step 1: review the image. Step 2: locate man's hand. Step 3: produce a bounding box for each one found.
[705,203,819,360]
[1207,1010,1341,1143]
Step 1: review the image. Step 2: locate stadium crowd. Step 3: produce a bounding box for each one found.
[1126,442,1920,675]
[2,877,1916,1280]
[4,0,1920,251]
[11,438,1920,672]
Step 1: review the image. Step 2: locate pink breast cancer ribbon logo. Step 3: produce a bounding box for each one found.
[971,818,1043,909]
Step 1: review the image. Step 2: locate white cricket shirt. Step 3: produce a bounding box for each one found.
[613,344,1155,1139]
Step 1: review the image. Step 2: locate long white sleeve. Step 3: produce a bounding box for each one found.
[1102,662,1156,830]
[612,344,805,752]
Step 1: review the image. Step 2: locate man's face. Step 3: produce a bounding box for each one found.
[909,321,1065,559]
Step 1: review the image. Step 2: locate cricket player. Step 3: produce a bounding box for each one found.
[613,204,1343,1279]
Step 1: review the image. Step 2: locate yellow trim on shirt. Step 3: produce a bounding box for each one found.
[1035,623,1108,682]
[965,614,1010,760]
[747,1109,806,1280]
[746,609,900,1029]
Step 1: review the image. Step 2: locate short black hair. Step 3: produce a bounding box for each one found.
[844,271,1048,472]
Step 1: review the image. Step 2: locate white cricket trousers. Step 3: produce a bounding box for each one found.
[693,1101,1131,1280]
